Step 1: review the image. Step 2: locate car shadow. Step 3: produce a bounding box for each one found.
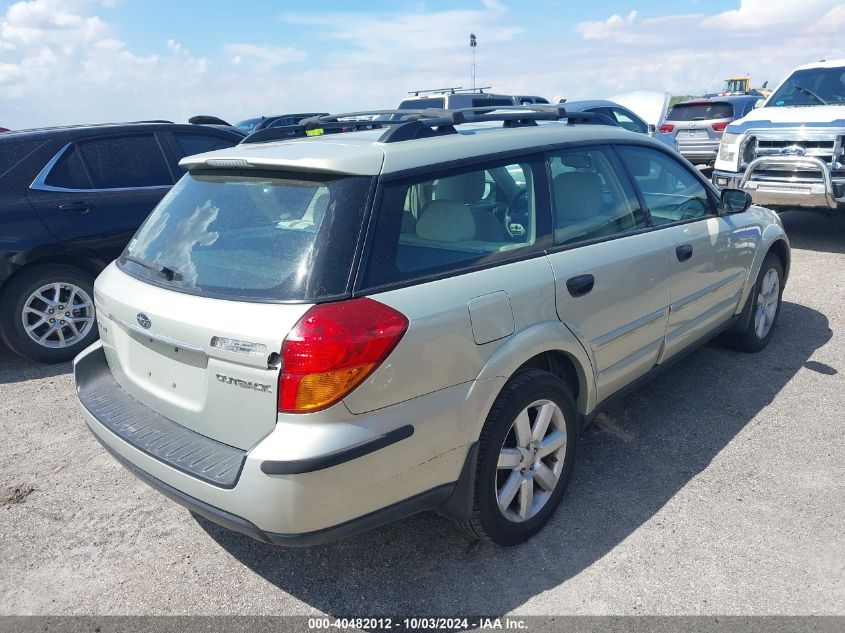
[196,300,831,616]
[0,345,72,384]
[780,210,845,255]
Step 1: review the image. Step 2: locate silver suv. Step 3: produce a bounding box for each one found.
[660,96,761,165]
[74,107,790,547]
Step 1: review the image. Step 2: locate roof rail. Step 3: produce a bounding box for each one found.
[241,106,614,146]
[406,86,493,96]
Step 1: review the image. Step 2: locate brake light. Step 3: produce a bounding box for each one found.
[659,124,674,133]
[712,121,729,132]
[278,298,409,413]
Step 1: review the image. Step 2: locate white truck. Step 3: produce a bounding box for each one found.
[712,58,845,213]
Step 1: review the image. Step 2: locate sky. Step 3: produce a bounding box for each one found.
[1,0,844,129]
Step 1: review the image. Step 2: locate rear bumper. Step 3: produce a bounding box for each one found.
[75,342,483,543]
[677,140,719,163]
[713,157,845,209]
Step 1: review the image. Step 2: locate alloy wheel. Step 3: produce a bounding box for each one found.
[754,268,779,340]
[495,399,568,523]
[21,282,95,349]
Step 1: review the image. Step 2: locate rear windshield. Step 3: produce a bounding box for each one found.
[666,102,734,121]
[399,98,445,109]
[120,170,373,301]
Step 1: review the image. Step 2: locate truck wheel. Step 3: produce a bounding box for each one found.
[0,264,98,363]
[728,253,784,353]
[458,369,577,546]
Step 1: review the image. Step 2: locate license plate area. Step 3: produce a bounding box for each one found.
[679,130,708,139]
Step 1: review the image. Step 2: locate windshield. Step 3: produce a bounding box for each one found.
[667,102,734,121]
[768,66,845,106]
[120,170,372,301]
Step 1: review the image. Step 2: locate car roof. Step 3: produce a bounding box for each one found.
[0,121,240,143]
[793,58,845,71]
[180,119,661,177]
[562,100,623,111]
[677,95,760,105]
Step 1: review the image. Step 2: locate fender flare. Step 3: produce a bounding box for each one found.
[734,220,790,319]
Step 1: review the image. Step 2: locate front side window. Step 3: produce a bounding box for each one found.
[363,157,544,288]
[78,135,172,189]
[768,66,845,107]
[548,146,646,245]
[617,145,714,224]
[122,170,373,300]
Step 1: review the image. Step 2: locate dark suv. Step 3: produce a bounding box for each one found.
[0,122,242,362]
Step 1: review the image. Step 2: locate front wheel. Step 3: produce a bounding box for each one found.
[728,253,784,352]
[0,264,98,363]
[458,369,577,546]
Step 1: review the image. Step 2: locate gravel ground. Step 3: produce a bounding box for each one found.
[0,210,843,617]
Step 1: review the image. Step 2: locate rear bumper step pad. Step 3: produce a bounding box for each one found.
[75,346,246,488]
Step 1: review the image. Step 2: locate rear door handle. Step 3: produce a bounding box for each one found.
[58,202,89,214]
[676,244,694,262]
[566,274,595,298]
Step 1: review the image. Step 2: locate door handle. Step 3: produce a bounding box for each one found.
[676,244,694,262]
[566,274,595,298]
[58,202,89,214]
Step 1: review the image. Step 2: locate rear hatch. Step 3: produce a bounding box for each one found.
[664,101,734,143]
[96,167,373,450]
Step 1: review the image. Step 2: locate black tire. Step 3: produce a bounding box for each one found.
[727,253,784,353]
[458,369,578,546]
[0,264,98,363]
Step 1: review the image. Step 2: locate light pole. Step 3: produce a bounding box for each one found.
[470,33,477,91]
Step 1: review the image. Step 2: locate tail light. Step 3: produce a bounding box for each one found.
[278,297,409,413]
[659,123,674,133]
[712,121,729,132]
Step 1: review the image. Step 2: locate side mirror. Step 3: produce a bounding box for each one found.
[647,123,657,134]
[721,188,752,214]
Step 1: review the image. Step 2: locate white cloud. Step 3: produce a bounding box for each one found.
[0,0,844,130]
[224,43,306,69]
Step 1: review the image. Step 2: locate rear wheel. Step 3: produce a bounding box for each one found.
[459,369,577,546]
[0,264,98,363]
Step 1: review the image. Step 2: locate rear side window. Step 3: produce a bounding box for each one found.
[363,156,546,289]
[44,145,92,189]
[616,146,714,224]
[548,146,646,245]
[173,132,237,158]
[667,102,734,121]
[609,108,647,133]
[77,135,172,189]
[0,140,46,178]
[471,97,515,107]
[121,170,373,301]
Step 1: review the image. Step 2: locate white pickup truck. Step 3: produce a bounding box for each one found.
[712,58,845,213]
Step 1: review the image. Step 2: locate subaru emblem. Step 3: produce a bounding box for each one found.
[137,313,152,329]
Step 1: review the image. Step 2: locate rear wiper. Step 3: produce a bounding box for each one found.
[794,85,828,105]
[122,255,182,281]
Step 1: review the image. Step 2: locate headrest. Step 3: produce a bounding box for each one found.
[416,200,476,242]
[434,171,486,203]
[553,171,604,223]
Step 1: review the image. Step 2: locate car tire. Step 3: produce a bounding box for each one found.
[458,369,578,546]
[727,253,784,353]
[0,264,98,363]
